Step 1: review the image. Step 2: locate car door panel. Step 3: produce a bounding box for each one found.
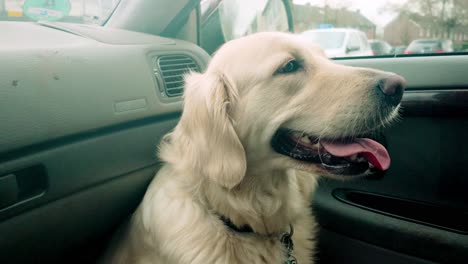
[0,23,209,263]
[0,165,156,263]
[314,55,468,263]
[317,228,436,264]
[0,119,178,221]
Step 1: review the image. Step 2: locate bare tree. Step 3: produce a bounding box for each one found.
[390,0,468,38]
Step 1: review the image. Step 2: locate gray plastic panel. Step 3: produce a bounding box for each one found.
[39,22,177,45]
[314,183,468,263]
[0,166,156,263]
[317,228,436,264]
[0,118,178,221]
[0,22,209,156]
[314,54,468,263]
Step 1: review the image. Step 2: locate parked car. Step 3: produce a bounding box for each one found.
[405,39,454,54]
[300,28,373,58]
[393,45,407,55]
[369,39,393,55]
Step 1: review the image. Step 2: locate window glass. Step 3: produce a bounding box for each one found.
[201,0,290,54]
[218,0,289,41]
[1,0,120,25]
[292,0,468,58]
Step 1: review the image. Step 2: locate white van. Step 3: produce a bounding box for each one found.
[300,28,373,58]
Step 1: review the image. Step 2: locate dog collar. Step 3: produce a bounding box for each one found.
[219,215,254,233]
[218,215,297,263]
[280,225,298,264]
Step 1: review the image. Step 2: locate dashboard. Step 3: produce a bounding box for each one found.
[0,22,210,156]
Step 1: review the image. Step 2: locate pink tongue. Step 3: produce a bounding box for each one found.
[321,138,390,170]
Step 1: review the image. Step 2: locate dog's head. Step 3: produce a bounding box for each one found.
[167,32,405,189]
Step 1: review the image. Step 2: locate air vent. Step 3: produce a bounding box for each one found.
[156,55,199,97]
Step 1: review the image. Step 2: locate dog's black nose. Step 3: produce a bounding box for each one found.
[377,75,406,106]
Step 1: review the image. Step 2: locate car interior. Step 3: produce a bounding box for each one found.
[1,0,467,263]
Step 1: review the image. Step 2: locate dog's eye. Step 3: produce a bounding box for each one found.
[278,60,301,74]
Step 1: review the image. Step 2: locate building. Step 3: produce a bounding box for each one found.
[384,13,468,46]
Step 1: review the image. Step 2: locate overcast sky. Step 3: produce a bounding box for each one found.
[293,0,408,28]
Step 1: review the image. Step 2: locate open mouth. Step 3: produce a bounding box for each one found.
[271,129,391,176]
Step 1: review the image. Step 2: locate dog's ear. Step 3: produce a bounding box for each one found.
[176,71,246,189]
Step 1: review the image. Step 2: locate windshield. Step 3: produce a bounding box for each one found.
[1,0,120,25]
[301,31,345,49]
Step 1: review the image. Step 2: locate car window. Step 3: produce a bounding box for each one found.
[200,0,290,54]
[4,0,468,59]
[1,0,120,25]
[290,0,468,58]
[218,0,289,41]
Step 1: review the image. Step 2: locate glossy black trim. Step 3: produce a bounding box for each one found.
[333,189,468,234]
[401,89,468,117]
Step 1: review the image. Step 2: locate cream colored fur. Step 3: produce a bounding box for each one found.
[102,32,399,264]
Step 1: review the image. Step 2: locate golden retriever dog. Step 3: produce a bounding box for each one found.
[102,32,405,264]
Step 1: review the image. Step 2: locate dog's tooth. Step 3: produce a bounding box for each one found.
[301,136,311,144]
[357,157,367,162]
[349,154,358,161]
